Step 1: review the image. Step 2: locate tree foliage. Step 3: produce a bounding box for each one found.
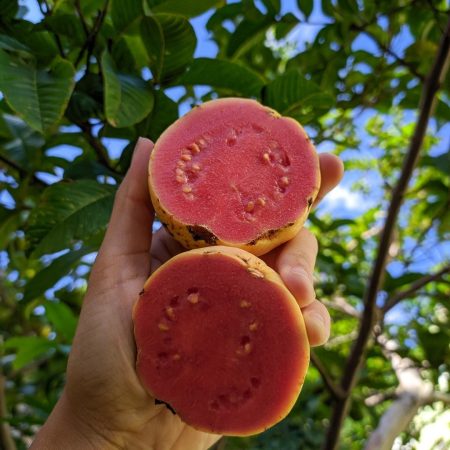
[0,1,449,449]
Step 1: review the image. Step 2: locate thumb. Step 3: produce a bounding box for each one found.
[97,137,155,262]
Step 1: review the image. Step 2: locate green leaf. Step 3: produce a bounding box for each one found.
[4,336,55,370]
[275,13,300,40]
[110,0,144,33]
[102,50,154,128]
[0,209,20,249]
[227,14,273,59]
[139,90,179,141]
[24,247,93,302]
[0,0,18,21]
[45,301,78,341]
[261,0,281,15]
[141,14,196,84]
[149,0,225,18]
[27,180,116,257]
[0,114,45,171]
[297,0,314,19]
[0,113,12,138]
[177,57,265,97]
[140,15,164,79]
[384,272,424,292]
[206,3,243,31]
[44,14,85,45]
[64,159,122,180]
[0,52,75,134]
[0,34,30,54]
[263,69,333,118]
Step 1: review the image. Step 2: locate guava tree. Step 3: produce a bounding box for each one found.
[0,1,449,449]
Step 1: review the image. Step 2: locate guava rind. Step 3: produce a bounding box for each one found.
[133,246,310,436]
[148,98,320,256]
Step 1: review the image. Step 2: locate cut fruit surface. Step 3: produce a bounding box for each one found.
[149,98,320,256]
[133,246,310,436]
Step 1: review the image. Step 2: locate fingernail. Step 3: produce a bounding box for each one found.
[132,137,152,163]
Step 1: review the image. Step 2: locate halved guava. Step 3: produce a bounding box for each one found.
[149,98,320,256]
[133,246,310,436]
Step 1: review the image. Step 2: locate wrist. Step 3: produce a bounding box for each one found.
[31,390,119,450]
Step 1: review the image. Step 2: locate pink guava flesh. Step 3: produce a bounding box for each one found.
[150,98,319,244]
[134,252,308,435]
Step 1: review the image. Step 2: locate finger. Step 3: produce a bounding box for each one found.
[276,228,318,308]
[150,226,186,272]
[302,300,331,347]
[97,137,154,262]
[314,153,344,207]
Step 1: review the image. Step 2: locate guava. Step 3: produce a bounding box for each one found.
[149,98,320,256]
[133,246,310,436]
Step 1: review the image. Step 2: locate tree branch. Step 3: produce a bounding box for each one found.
[0,154,47,187]
[362,30,425,81]
[311,352,345,400]
[75,121,120,174]
[324,18,450,450]
[382,265,450,313]
[39,0,66,58]
[74,1,109,68]
[322,297,361,318]
[364,336,434,450]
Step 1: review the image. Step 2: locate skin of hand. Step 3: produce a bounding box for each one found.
[31,137,344,450]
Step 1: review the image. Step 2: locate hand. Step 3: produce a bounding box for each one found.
[31,138,343,450]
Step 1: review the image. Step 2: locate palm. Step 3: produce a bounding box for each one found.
[65,228,220,448]
[60,139,342,450]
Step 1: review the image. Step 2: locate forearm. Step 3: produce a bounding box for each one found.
[31,391,119,450]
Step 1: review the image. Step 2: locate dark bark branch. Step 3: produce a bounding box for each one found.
[362,30,425,81]
[0,154,47,187]
[311,352,346,400]
[75,0,90,37]
[76,121,119,174]
[324,18,450,450]
[382,265,450,313]
[74,1,109,68]
[39,0,66,58]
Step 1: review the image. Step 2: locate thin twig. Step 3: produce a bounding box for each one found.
[75,121,119,174]
[75,0,90,37]
[74,1,109,68]
[382,265,450,313]
[324,18,450,450]
[311,352,345,400]
[39,0,66,58]
[0,154,47,187]
[359,29,425,81]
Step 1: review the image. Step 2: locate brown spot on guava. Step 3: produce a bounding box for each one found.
[187,225,218,245]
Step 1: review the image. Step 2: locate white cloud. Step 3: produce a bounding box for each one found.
[320,185,365,212]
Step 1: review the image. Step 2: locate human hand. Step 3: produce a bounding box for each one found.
[31,138,343,450]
